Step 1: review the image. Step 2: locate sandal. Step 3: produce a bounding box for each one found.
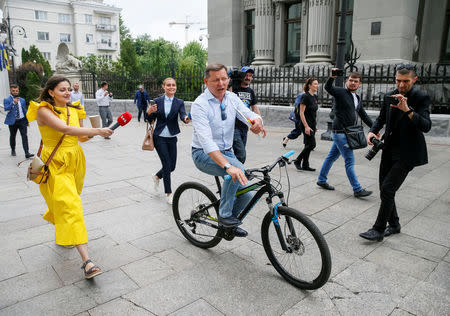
[81,259,103,279]
[63,245,75,249]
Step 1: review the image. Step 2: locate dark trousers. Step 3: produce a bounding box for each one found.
[295,132,316,168]
[232,128,248,164]
[373,154,413,232]
[138,105,147,122]
[9,118,29,154]
[154,135,177,194]
[287,122,302,139]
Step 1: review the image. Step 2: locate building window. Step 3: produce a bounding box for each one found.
[285,2,301,64]
[58,13,71,24]
[60,33,71,43]
[245,10,255,64]
[100,16,111,25]
[441,5,450,63]
[102,54,112,60]
[86,33,94,43]
[42,52,51,61]
[34,10,47,20]
[85,14,93,24]
[335,0,354,60]
[37,31,49,41]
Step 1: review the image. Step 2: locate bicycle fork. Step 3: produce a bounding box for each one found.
[269,197,297,253]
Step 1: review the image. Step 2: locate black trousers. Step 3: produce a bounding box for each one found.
[373,154,413,232]
[9,118,29,154]
[138,105,148,122]
[154,135,177,194]
[295,132,316,168]
[287,122,302,139]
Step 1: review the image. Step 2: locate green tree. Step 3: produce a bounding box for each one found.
[181,41,207,68]
[137,38,180,76]
[119,14,131,42]
[118,37,140,76]
[21,45,53,77]
[24,71,41,103]
[78,55,113,73]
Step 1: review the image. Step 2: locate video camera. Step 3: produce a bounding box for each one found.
[228,69,246,92]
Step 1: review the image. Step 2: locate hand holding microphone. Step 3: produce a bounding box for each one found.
[109,112,133,130]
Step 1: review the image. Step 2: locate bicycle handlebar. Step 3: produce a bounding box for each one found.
[224,150,295,181]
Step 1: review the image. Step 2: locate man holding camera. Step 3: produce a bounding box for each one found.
[359,65,432,241]
[232,66,261,163]
[317,70,373,197]
[95,81,113,139]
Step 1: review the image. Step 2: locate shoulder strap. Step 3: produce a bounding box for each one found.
[45,107,70,167]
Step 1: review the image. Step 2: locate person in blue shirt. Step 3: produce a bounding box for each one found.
[3,84,34,158]
[191,63,266,236]
[146,78,189,205]
[134,85,150,122]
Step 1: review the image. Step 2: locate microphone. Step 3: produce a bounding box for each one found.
[109,112,132,130]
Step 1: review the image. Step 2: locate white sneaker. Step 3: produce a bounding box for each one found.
[166,195,173,205]
[153,175,160,191]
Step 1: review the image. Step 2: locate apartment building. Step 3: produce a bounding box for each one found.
[0,0,121,70]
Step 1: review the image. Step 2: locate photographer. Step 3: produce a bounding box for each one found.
[95,81,113,139]
[231,66,262,163]
[359,65,432,242]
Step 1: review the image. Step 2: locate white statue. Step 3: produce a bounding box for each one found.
[55,43,82,72]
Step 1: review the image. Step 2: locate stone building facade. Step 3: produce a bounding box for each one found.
[207,0,450,67]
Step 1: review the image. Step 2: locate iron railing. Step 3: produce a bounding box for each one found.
[80,63,450,113]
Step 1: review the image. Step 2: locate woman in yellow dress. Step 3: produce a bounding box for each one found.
[27,75,113,279]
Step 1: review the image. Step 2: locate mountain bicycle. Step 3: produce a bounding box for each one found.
[172,150,331,290]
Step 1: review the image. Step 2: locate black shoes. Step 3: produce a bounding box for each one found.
[234,227,248,237]
[11,149,16,156]
[302,166,316,172]
[294,159,302,170]
[384,225,401,237]
[359,228,384,242]
[25,153,34,159]
[317,182,335,190]
[354,189,372,198]
[282,137,287,148]
[219,216,242,227]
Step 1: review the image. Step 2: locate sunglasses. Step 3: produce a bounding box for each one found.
[396,64,415,71]
[220,103,227,121]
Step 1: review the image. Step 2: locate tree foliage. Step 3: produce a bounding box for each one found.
[21,45,53,78]
[119,14,131,42]
[15,62,44,104]
[24,71,42,103]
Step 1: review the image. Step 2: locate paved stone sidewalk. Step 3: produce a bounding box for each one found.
[0,117,449,315]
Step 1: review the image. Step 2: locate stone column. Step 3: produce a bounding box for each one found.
[304,0,334,63]
[252,0,275,65]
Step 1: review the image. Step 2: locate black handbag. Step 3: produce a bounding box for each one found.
[343,124,367,150]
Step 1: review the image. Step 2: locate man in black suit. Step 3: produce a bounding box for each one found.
[360,65,432,241]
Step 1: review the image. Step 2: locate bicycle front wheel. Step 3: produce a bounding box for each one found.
[173,182,222,248]
[261,206,331,290]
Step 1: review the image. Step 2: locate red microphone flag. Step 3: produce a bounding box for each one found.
[110,112,132,130]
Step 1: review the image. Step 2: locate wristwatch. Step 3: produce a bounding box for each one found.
[405,109,413,115]
[223,163,231,171]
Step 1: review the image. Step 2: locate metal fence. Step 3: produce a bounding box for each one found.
[80,63,450,114]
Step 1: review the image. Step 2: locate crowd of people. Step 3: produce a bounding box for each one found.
[3,61,431,278]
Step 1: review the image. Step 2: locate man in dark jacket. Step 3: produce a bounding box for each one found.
[317,70,373,197]
[360,65,432,241]
[134,85,150,122]
[3,84,33,158]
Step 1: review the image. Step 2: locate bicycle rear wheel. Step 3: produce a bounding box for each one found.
[173,182,222,248]
[261,206,331,290]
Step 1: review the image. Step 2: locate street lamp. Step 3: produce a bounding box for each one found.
[0,14,28,83]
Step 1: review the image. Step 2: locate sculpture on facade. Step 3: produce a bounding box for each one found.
[55,43,82,73]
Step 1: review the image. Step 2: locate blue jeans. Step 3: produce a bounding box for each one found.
[318,133,363,193]
[232,128,248,164]
[192,148,253,219]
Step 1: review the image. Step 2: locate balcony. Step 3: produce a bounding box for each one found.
[96,24,116,32]
[97,41,118,51]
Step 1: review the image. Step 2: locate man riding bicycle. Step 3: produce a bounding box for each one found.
[191,63,266,237]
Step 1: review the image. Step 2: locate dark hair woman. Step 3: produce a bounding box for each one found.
[27,74,113,279]
[294,77,319,171]
[146,77,189,204]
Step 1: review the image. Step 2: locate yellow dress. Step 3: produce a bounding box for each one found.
[27,100,88,245]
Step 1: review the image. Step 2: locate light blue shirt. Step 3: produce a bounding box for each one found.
[159,95,176,137]
[70,90,84,106]
[191,88,261,154]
